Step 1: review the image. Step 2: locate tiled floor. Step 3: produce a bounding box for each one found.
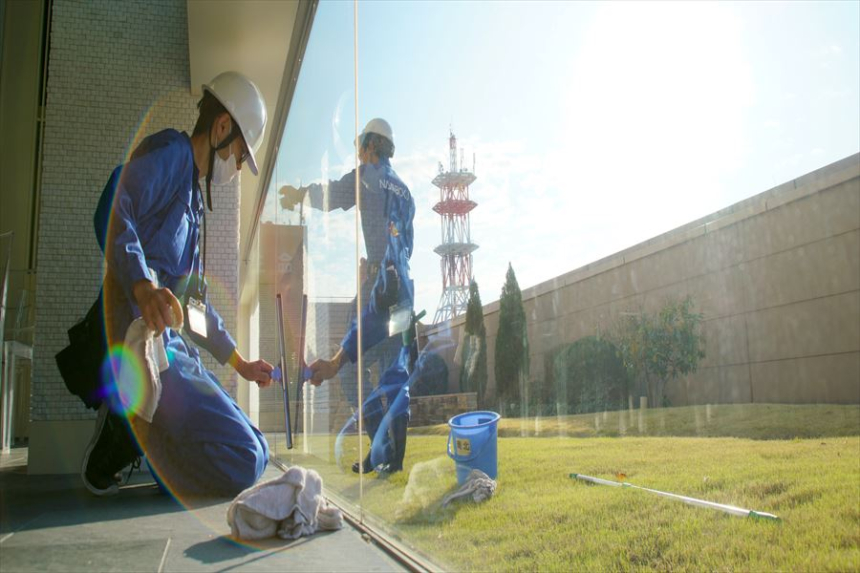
[0,448,405,572]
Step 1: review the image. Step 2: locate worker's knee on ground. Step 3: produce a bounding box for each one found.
[203,438,268,495]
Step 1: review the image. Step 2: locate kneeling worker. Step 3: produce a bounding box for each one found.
[82,72,274,496]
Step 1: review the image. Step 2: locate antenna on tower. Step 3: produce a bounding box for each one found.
[449,130,457,172]
[473,152,476,174]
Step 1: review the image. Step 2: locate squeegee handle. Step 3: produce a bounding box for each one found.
[293,294,309,437]
[570,473,780,521]
[570,473,623,487]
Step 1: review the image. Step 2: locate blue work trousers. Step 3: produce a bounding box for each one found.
[140,336,268,496]
[364,356,411,470]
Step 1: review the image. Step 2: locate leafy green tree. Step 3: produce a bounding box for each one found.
[553,336,629,414]
[494,263,529,415]
[613,296,705,407]
[460,280,488,405]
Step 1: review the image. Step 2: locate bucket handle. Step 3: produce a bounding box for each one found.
[447,427,494,463]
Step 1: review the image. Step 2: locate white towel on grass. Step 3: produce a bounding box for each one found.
[227,467,344,541]
[441,469,497,507]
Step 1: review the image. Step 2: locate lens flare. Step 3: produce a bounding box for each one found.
[101,344,146,416]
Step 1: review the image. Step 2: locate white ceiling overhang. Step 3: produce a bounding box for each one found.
[186,0,316,285]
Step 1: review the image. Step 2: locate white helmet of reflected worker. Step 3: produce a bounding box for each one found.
[357,118,395,151]
[202,71,267,175]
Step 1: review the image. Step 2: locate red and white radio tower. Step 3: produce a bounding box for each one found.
[432,130,478,324]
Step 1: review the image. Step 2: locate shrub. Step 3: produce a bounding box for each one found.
[613,296,705,407]
[411,352,450,397]
[553,336,629,414]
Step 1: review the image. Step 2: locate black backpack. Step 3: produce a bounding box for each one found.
[55,163,124,409]
[56,133,183,409]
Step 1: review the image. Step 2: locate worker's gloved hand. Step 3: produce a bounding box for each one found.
[402,310,426,346]
[133,280,183,335]
[307,357,339,387]
[237,358,274,389]
[279,185,305,210]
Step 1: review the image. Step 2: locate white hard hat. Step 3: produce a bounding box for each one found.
[357,118,395,148]
[202,72,267,175]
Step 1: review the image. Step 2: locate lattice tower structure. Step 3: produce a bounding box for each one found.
[432,131,478,324]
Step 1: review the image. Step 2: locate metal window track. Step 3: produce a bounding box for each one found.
[269,457,439,573]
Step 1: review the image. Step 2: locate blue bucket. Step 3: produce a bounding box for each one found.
[447,411,501,485]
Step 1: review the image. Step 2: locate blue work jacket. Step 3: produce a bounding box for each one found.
[101,129,235,364]
[305,156,416,362]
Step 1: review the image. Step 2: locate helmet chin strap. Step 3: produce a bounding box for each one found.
[205,123,238,211]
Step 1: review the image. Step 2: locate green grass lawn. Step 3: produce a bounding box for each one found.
[271,404,860,571]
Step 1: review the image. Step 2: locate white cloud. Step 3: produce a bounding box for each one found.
[818,44,843,57]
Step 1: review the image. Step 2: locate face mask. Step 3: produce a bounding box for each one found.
[212,148,239,185]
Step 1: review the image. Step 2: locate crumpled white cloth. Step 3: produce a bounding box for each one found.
[116,271,180,423]
[116,318,170,423]
[441,468,497,507]
[227,467,344,541]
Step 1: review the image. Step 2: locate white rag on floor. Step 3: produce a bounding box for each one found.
[227,467,344,541]
[116,318,170,423]
[441,469,497,507]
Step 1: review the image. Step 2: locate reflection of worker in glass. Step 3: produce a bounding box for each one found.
[280,118,416,474]
[340,257,400,409]
[87,72,273,496]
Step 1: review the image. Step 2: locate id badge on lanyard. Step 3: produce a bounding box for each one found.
[189,191,208,339]
[187,296,208,338]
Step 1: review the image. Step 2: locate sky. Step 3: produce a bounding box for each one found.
[263,0,860,320]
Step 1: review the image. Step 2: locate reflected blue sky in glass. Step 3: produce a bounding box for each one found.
[268,1,860,316]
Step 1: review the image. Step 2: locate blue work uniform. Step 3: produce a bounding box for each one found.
[305,156,416,469]
[339,278,400,409]
[102,129,268,496]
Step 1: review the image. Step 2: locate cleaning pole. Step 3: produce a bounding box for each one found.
[293,294,308,436]
[569,473,779,521]
[275,293,292,449]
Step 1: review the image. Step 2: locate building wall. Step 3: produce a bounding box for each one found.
[304,300,353,435]
[30,0,240,472]
[257,223,304,433]
[0,0,43,349]
[427,154,860,408]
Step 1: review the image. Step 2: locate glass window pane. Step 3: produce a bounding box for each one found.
[253,1,366,510]
[342,1,860,570]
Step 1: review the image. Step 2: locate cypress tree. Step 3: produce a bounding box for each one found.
[494,263,529,414]
[460,279,488,405]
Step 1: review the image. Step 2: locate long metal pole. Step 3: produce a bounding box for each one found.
[353,0,364,521]
[293,294,307,436]
[570,473,779,521]
[0,232,13,453]
[275,293,292,449]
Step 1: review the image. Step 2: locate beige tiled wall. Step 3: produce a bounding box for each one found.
[32,0,241,421]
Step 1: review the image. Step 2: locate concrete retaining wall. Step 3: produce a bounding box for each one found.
[410,392,477,428]
[427,154,860,408]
